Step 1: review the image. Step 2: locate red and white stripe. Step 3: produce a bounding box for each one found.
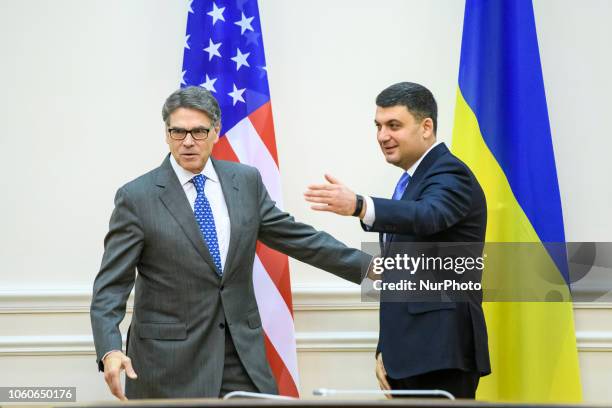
[212,101,299,397]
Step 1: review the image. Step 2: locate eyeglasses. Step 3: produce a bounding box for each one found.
[167,126,212,140]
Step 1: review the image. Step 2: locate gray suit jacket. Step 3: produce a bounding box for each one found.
[90,156,368,398]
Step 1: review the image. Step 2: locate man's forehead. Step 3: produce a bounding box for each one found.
[374,105,413,122]
[169,107,215,124]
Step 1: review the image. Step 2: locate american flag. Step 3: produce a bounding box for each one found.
[181,0,299,397]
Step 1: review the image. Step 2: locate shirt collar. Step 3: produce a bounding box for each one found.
[406,140,443,177]
[169,154,219,186]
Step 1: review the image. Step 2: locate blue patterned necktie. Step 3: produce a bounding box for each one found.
[191,174,223,275]
[392,172,411,201]
[384,172,411,245]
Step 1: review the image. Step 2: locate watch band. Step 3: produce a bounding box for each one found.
[353,194,364,217]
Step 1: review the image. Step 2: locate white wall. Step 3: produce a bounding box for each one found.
[0,0,611,403]
[1,0,610,288]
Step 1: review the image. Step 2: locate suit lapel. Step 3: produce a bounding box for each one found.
[156,156,220,274]
[402,143,449,201]
[211,158,241,284]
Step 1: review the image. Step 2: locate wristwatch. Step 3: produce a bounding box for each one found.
[353,194,364,217]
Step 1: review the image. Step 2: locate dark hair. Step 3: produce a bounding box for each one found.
[162,86,221,126]
[376,82,437,134]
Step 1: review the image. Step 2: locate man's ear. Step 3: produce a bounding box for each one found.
[212,123,221,144]
[422,118,435,139]
[164,127,171,145]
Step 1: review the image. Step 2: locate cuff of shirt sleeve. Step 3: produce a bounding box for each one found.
[102,349,121,363]
[362,196,375,226]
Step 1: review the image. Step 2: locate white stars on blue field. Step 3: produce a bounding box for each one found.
[181,0,272,133]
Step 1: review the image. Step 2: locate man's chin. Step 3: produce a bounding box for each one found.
[179,159,204,174]
[384,155,400,166]
[384,156,409,170]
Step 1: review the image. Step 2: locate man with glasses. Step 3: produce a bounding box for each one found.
[90,86,370,400]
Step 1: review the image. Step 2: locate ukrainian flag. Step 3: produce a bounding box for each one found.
[452,0,582,402]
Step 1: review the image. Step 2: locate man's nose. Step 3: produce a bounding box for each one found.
[377,128,390,143]
[182,133,196,146]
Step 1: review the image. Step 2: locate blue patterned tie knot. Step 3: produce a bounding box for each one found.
[191,174,223,275]
[192,174,206,194]
[392,172,411,201]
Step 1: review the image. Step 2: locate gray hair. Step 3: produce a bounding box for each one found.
[162,86,221,126]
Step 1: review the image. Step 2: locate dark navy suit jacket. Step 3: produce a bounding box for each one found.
[363,143,491,379]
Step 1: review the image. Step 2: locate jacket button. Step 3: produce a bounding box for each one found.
[219,322,225,329]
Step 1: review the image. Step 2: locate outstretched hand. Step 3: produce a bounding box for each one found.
[304,174,363,217]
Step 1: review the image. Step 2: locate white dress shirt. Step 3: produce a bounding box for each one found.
[169,155,231,269]
[362,140,443,227]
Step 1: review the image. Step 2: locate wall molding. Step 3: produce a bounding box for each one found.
[0,286,378,313]
[575,331,612,351]
[1,286,610,313]
[573,302,612,309]
[1,287,611,356]
[290,286,377,310]
[1,331,611,356]
[0,335,96,356]
[296,331,378,351]
[0,332,379,356]
[0,288,107,313]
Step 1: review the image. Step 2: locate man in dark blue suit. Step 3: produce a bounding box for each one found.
[305,82,490,398]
